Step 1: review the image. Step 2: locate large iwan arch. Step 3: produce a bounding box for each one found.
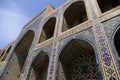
[28,51,49,80]
[1,30,35,80]
[57,39,101,80]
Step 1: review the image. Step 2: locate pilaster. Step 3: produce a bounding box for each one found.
[85,0,120,79]
[47,7,63,80]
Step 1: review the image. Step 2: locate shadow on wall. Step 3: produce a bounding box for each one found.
[28,51,49,80]
[1,30,35,80]
[57,39,102,80]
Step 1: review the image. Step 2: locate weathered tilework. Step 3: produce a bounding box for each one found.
[23,17,42,31]
[84,0,120,78]
[93,21,120,79]
[57,28,103,78]
[29,51,49,80]
[47,41,58,80]
[103,16,120,75]
[56,38,103,80]
[57,48,100,80]
[20,43,53,79]
[86,0,120,79]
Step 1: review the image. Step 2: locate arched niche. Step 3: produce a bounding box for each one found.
[28,51,49,80]
[62,1,88,32]
[0,50,5,61]
[1,46,12,61]
[57,39,101,80]
[1,30,35,80]
[97,0,120,13]
[114,28,120,57]
[39,17,56,43]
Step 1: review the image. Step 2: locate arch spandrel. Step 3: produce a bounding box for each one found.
[58,28,96,57]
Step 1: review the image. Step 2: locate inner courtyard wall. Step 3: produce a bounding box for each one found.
[0,0,120,80]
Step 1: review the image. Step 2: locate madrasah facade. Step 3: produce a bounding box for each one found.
[0,0,120,80]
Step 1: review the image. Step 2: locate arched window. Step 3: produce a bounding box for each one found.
[114,28,120,57]
[97,0,120,13]
[0,50,5,61]
[57,39,101,80]
[28,51,49,80]
[1,46,12,61]
[62,1,88,32]
[39,17,56,43]
[1,30,35,80]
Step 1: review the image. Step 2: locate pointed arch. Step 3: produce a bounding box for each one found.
[1,46,12,61]
[28,51,49,80]
[0,50,5,61]
[39,17,56,43]
[62,1,88,32]
[1,30,35,80]
[57,39,101,80]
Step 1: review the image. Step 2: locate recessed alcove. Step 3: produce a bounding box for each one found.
[57,39,101,80]
[39,17,56,43]
[114,28,120,57]
[1,46,12,61]
[28,51,49,80]
[97,0,120,13]
[62,1,88,32]
[1,30,35,80]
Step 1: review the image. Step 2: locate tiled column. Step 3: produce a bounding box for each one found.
[19,56,33,80]
[47,7,63,80]
[85,0,120,79]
